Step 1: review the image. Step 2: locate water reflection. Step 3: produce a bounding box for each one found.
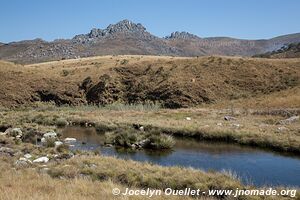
[60,126,300,187]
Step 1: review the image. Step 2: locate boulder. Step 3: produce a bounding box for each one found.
[43,131,57,139]
[5,128,22,137]
[33,156,49,163]
[54,141,63,147]
[64,138,77,143]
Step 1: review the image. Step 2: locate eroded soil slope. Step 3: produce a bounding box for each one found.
[0,55,299,108]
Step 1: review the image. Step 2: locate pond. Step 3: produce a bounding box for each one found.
[61,127,300,187]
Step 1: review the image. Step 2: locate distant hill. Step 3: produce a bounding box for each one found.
[254,42,300,58]
[1,20,300,64]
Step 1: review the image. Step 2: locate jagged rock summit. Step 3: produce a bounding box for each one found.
[72,20,150,44]
[165,31,200,40]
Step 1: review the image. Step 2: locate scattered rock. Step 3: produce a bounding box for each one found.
[43,131,57,139]
[64,138,77,143]
[278,116,299,125]
[224,116,236,121]
[277,126,289,133]
[0,147,16,156]
[54,153,74,160]
[41,137,46,143]
[5,128,22,138]
[0,132,7,136]
[33,156,49,163]
[139,126,144,131]
[231,123,241,128]
[135,139,150,148]
[19,157,32,164]
[14,159,30,168]
[39,167,50,174]
[54,141,63,147]
[24,153,32,159]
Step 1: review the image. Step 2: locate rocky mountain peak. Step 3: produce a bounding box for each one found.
[106,19,146,34]
[72,20,147,43]
[165,31,200,40]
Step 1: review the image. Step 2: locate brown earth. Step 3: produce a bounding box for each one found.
[0,55,299,108]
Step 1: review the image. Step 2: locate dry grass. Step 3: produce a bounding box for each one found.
[0,55,299,108]
[0,161,197,200]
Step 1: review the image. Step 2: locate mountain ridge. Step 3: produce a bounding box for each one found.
[1,19,300,64]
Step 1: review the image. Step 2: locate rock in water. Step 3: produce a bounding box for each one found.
[64,138,77,143]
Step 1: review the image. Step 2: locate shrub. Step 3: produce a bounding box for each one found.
[55,118,68,127]
[146,133,175,149]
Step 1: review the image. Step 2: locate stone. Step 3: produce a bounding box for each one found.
[0,147,15,156]
[19,157,32,164]
[139,126,144,131]
[33,156,49,163]
[5,128,22,137]
[43,131,57,139]
[41,137,46,143]
[186,117,192,121]
[40,167,50,174]
[278,116,299,125]
[24,153,32,159]
[54,141,63,147]
[0,132,7,136]
[224,116,236,121]
[231,123,241,128]
[14,159,30,168]
[64,138,77,143]
[277,126,289,133]
[217,123,223,126]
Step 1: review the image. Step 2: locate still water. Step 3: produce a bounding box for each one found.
[61,127,300,187]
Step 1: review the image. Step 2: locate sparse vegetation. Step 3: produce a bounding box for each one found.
[104,128,175,150]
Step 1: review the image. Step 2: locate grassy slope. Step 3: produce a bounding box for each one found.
[0,55,299,108]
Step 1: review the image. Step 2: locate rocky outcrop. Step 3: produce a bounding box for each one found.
[165,31,200,40]
[72,19,153,44]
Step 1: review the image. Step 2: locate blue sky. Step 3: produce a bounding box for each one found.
[0,0,299,43]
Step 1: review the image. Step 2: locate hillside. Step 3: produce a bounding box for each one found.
[0,55,299,108]
[1,20,300,64]
[254,42,300,58]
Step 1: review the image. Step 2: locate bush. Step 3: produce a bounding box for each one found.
[146,133,175,149]
[55,118,68,127]
[45,138,56,148]
[104,129,175,150]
